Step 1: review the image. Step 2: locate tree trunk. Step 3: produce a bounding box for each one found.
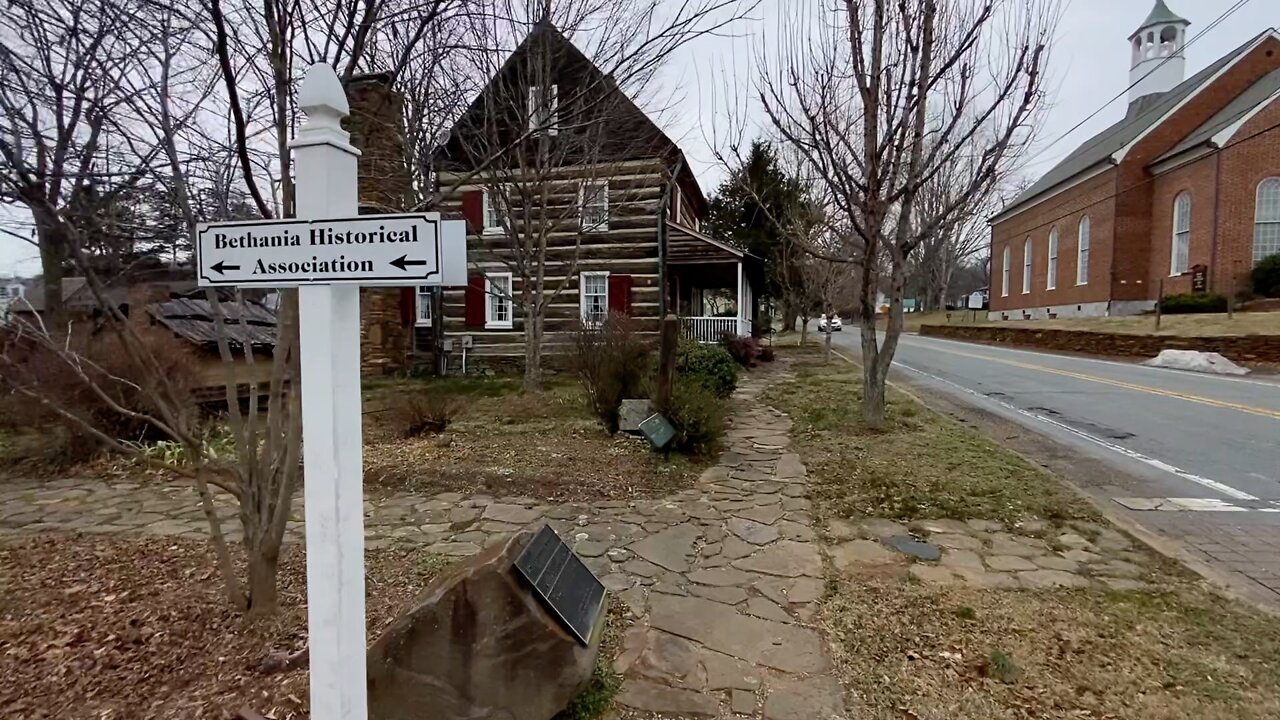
[523,304,543,392]
[799,315,808,346]
[781,301,797,333]
[824,315,833,362]
[37,221,67,328]
[246,545,280,617]
[862,360,887,427]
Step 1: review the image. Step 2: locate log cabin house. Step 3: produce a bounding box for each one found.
[414,22,763,374]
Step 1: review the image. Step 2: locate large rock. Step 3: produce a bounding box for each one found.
[367,531,601,720]
[619,399,654,432]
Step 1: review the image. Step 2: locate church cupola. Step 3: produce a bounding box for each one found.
[1129,0,1191,104]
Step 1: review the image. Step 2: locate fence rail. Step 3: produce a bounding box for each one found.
[681,316,750,343]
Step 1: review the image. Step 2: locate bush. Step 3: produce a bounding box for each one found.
[676,341,738,399]
[396,391,462,437]
[720,333,760,367]
[662,377,726,456]
[1252,254,1280,298]
[1159,292,1228,314]
[573,314,653,433]
[0,327,201,467]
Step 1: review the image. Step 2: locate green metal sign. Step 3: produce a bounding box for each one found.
[638,413,676,449]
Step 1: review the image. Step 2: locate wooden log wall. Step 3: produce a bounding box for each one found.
[423,160,669,370]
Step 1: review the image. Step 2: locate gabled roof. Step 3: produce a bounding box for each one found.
[1155,67,1280,163]
[997,30,1270,223]
[1130,0,1189,40]
[147,297,277,349]
[433,22,707,213]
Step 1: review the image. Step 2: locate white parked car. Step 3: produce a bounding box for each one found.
[818,314,842,332]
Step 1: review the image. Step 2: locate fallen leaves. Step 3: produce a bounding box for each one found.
[0,532,446,719]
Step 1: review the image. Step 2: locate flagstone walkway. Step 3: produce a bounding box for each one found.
[0,366,848,719]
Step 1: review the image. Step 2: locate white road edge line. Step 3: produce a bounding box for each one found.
[829,341,1267,502]
[904,333,1280,389]
[890,360,1259,501]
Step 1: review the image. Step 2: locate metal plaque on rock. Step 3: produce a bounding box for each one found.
[514,525,606,646]
[638,412,676,449]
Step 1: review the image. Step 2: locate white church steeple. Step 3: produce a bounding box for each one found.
[1129,0,1191,104]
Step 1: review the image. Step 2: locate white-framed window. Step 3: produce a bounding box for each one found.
[1255,178,1280,265]
[580,271,609,325]
[1001,246,1010,297]
[485,272,513,329]
[483,188,506,234]
[415,286,433,326]
[1077,215,1091,285]
[580,181,609,231]
[529,84,558,135]
[1171,191,1191,275]
[1022,238,1032,294]
[1047,226,1059,290]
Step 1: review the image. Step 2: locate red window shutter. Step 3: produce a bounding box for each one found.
[465,273,486,327]
[608,274,633,316]
[461,190,483,233]
[398,287,416,326]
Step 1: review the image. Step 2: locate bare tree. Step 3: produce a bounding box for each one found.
[438,0,751,391]
[753,0,1054,426]
[0,0,479,617]
[0,0,161,325]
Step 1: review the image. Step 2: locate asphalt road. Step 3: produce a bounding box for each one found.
[829,331,1280,501]
[826,329,1280,603]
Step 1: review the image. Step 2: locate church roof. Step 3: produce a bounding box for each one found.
[996,31,1268,223]
[1155,67,1280,163]
[1130,1,1188,40]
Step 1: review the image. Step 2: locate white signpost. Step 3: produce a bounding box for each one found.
[196,64,464,720]
[967,291,984,310]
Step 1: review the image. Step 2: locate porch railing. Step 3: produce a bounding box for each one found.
[681,316,751,343]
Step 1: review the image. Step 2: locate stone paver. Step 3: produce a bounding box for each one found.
[8,361,1168,716]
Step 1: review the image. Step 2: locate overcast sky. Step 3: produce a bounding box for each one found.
[1,0,1272,277]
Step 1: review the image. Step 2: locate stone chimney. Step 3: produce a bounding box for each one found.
[344,72,415,376]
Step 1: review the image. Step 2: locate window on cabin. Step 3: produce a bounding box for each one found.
[581,181,609,231]
[486,273,513,329]
[580,271,609,325]
[529,84,558,135]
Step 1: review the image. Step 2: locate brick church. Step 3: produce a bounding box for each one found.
[989,1,1280,319]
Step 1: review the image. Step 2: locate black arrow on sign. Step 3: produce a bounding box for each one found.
[390,255,428,272]
[211,261,241,275]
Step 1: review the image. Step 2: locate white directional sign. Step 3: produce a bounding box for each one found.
[195,212,464,287]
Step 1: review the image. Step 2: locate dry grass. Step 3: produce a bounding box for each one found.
[825,576,1280,720]
[906,310,1280,337]
[361,375,703,502]
[765,353,1095,524]
[770,347,1280,719]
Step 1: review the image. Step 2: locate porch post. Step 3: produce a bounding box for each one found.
[736,260,745,337]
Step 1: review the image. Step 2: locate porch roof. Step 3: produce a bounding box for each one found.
[666,221,759,264]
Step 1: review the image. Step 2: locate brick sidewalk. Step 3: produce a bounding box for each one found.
[1118,508,1280,607]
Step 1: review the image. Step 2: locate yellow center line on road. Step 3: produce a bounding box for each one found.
[912,340,1280,422]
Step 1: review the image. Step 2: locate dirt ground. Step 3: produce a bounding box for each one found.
[362,376,703,502]
[769,350,1280,719]
[0,533,450,719]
